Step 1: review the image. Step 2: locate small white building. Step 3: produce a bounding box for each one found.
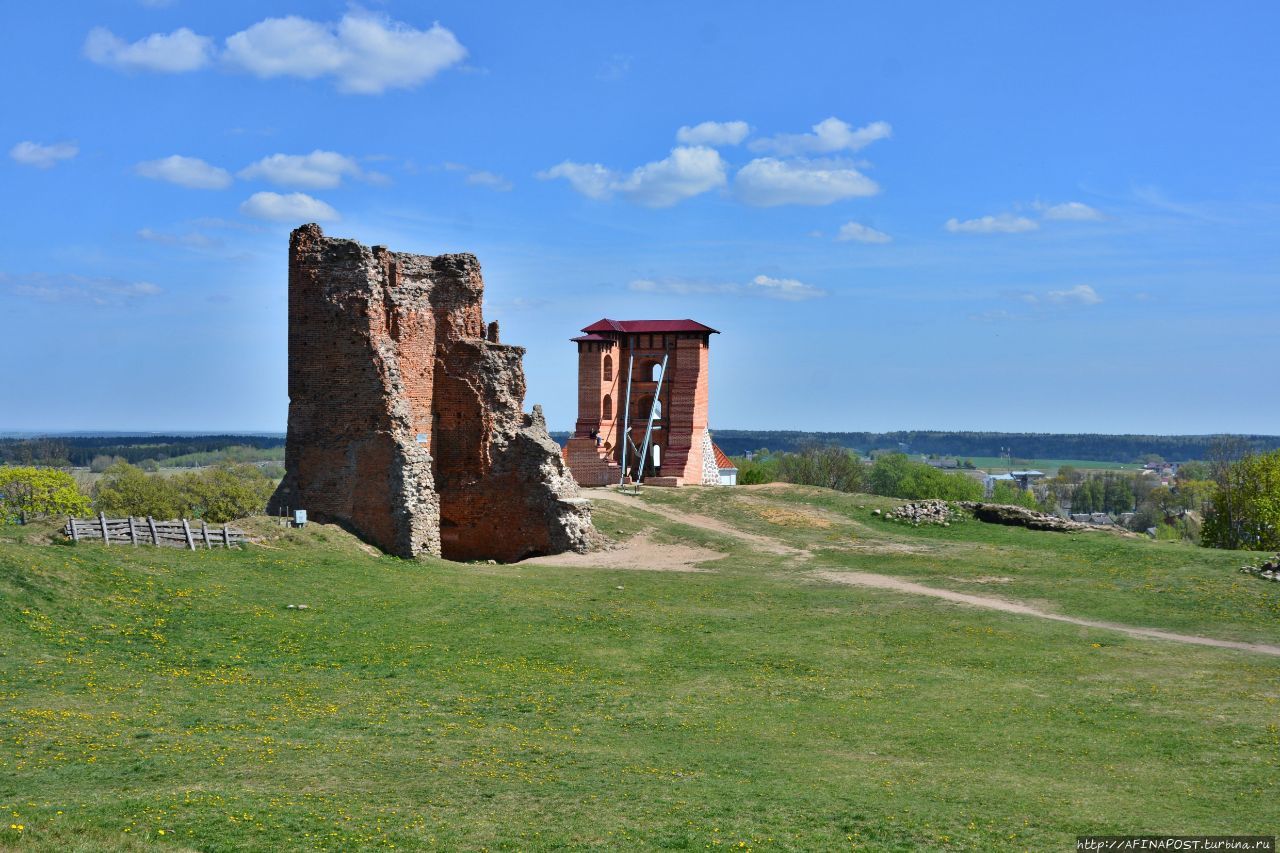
[712,442,738,486]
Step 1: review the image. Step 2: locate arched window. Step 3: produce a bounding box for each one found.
[603,354,613,382]
[650,362,663,382]
[652,445,662,467]
[638,395,662,421]
[602,394,613,420]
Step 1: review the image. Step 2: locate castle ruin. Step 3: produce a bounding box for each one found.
[268,224,592,562]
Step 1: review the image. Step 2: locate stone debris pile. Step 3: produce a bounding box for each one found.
[957,502,1092,533]
[1240,554,1280,581]
[887,500,952,526]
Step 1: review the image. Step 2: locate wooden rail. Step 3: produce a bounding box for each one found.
[64,514,250,550]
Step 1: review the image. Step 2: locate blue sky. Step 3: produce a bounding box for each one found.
[3,2,1278,434]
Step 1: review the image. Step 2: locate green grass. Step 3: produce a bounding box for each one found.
[2,486,1278,851]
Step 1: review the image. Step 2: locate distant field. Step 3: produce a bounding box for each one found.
[2,484,1276,849]
[962,457,1142,474]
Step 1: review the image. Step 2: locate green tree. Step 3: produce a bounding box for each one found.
[869,454,982,501]
[0,466,91,520]
[175,463,276,523]
[93,462,181,519]
[992,481,1037,509]
[775,445,866,493]
[1203,449,1280,550]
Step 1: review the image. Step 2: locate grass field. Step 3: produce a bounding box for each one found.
[960,458,1142,474]
[2,485,1278,850]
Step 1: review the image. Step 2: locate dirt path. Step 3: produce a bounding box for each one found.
[813,571,1280,657]
[587,488,804,557]
[583,488,1280,658]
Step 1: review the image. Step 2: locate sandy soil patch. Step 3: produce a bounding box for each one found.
[588,489,804,558]
[521,531,722,572]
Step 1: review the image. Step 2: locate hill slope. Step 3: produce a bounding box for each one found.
[2,487,1277,850]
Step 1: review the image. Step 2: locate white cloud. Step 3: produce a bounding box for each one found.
[750,117,891,156]
[1039,200,1103,221]
[442,162,513,191]
[629,275,826,301]
[628,279,739,296]
[137,228,219,249]
[944,213,1039,234]
[835,221,891,244]
[465,170,513,192]
[675,120,750,147]
[223,11,466,94]
[1047,284,1101,305]
[239,191,338,222]
[84,26,212,72]
[748,275,826,301]
[238,150,367,189]
[734,158,879,206]
[9,141,78,169]
[539,146,726,208]
[135,155,232,189]
[2,272,162,305]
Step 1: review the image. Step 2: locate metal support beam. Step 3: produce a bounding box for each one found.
[635,354,669,485]
[618,354,635,487]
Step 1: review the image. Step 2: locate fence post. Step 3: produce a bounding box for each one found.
[181,518,195,551]
[127,517,138,546]
[99,512,110,546]
[222,525,231,548]
[201,521,211,549]
[69,517,79,542]
[147,516,158,546]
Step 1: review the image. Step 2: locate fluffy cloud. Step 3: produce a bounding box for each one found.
[2,272,161,305]
[9,141,78,169]
[238,151,367,189]
[734,158,879,207]
[629,275,826,301]
[750,117,891,156]
[675,120,750,147]
[747,275,826,301]
[835,221,891,243]
[135,155,232,189]
[539,146,726,208]
[84,26,212,72]
[944,213,1039,234]
[1046,284,1101,305]
[223,12,466,94]
[1039,201,1103,221]
[239,191,338,222]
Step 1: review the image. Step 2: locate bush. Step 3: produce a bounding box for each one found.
[93,462,276,522]
[775,446,866,492]
[1203,449,1280,550]
[89,454,125,473]
[868,454,983,501]
[0,466,91,521]
[991,481,1038,509]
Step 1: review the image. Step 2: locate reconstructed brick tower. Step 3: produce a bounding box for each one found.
[563,319,721,487]
[268,224,592,562]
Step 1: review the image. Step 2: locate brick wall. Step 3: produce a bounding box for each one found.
[269,224,591,562]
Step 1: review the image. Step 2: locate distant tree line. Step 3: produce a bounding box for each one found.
[0,435,285,468]
[707,431,1280,463]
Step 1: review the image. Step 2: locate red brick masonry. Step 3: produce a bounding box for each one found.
[268,224,591,561]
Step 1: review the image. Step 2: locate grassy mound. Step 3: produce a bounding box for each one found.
[2,485,1277,850]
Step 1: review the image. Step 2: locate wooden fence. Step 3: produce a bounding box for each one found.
[64,514,250,550]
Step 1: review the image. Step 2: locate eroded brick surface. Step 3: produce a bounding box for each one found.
[268,224,591,561]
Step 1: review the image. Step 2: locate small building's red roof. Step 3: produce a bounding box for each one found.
[570,333,612,343]
[581,318,719,335]
[712,442,736,471]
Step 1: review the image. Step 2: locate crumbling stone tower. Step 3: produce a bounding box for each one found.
[268,224,591,562]
[563,319,720,486]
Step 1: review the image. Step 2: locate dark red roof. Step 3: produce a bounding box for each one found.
[570,333,612,343]
[711,442,736,470]
[581,318,719,335]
